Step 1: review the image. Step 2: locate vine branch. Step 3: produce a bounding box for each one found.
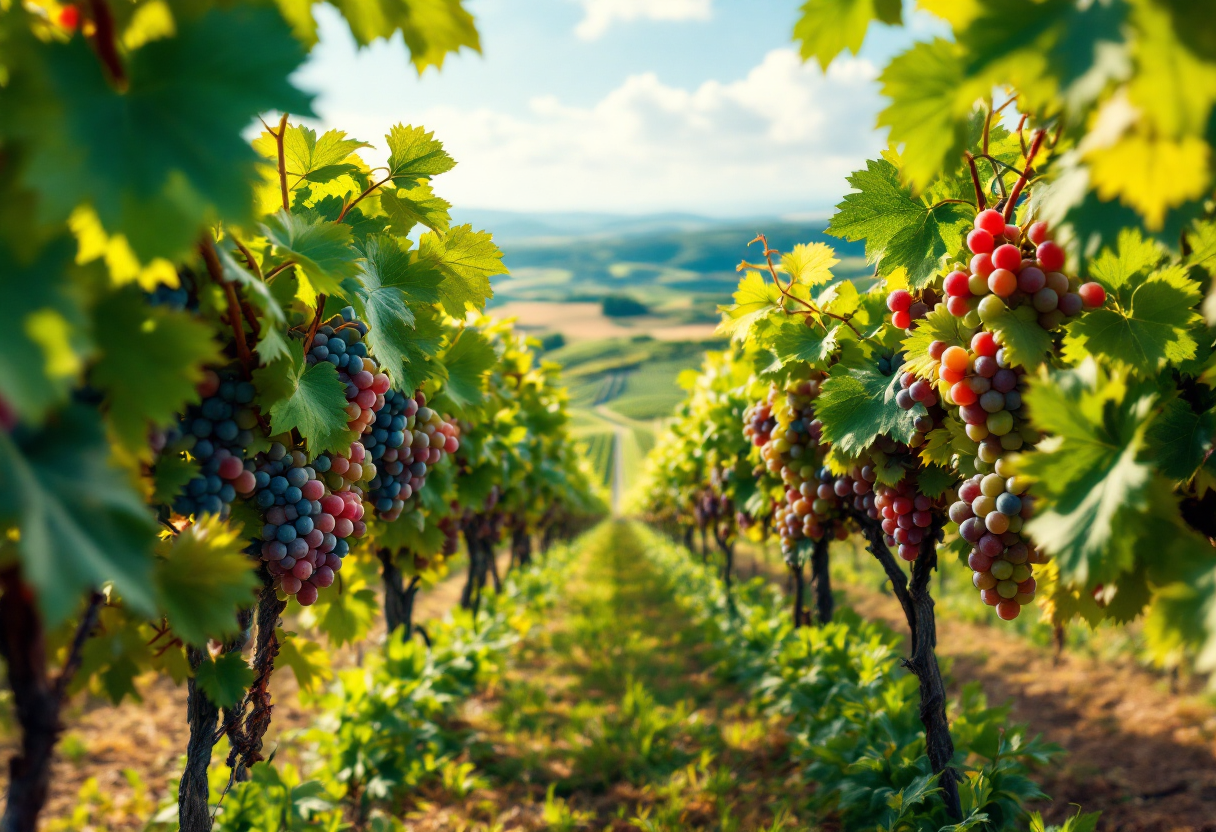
[1003,128,1047,222]
[963,153,987,212]
[87,0,126,88]
[199,238,253,375]
[746,234,864,338]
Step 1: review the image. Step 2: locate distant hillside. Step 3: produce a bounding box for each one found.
[474,212,869,319]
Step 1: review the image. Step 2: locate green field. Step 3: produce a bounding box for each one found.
[547,336,716,498]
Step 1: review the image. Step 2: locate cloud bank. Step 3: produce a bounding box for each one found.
[574,0,713,40]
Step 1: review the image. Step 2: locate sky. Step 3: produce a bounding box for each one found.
[296,0,936,219]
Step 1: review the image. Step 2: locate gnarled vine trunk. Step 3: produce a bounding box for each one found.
[854,513,960,820]
[379,548,420,637]
[0,572,104,832]
[810,536,833,624]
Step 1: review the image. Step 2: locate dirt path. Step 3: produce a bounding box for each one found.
[728,543,1216,832]
[405,521,802,831]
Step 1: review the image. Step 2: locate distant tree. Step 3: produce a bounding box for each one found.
[602,294,649,317]
[540,332,566,351]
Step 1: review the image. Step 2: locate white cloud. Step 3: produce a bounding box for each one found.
[322,49,885,216]
[574,0,712,40]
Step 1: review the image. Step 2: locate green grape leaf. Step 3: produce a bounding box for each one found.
[152,454,199,505]
[252,341,352,455]
[1145,397,1216,481]
[1021,362,1159,586]
[275,629,333,693]
[92,288,221,455]
[385,124,457,180]
[781,242,838,288]
[816,279,860,318]
[915,465,955,499]
[381,182,452,235]
[441,329,496,410]
[984,304,1054,369]
[329,0,480,71]
[0,405,157,625]
[352,235,444,388]
[918,427,956,468]
[154,515,259,646]
[193,651,254,709]
[817,355,920,456]
[877,39,979,192]
[1144,549,1216,681]
[901,304,973,380]
[764,317,841,372]
[314,587,379,647]
[283,125,370,188]
[1063,265,1201,376]
[793,0,901,70]
[417,225,503,316]
[827,156,971,288]
[0,239,93,423]
[275,0,319,46]
[717,271,783,343]
[3,7,314,260]
[959,0,1130,113]
[215,246,290,366]
[261,211,359,310]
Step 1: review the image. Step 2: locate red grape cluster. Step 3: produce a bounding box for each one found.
[886,290,929,330]
[945,212,1105,330]
[876,479,937,561]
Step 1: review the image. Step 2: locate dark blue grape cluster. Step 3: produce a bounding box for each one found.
[146,273,196,311]
[165,370,258,518]
[248,442,353,606]
[366,391,459,522]
[305,306,369,374]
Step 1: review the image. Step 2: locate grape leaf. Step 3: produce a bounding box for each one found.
[1087,133,1212,231]
[194,651,254,709]
[0,239,93,423]
[385,124,457,180]
[984,304,1054,369]
[793,0,901,70]
[314,586,379,647]
[1021,362,1159,586]
[781,242,838,287]
[381,182,452,235]
[1144,552,1216,682]
[261,210,359,309]
[352,235,444,388]
[1128,0,1216,139]
[1063,264,1201,376]
[1145,397,1216,482]
[717,271,783,343]
[252,341,352,455]
[915,465,955,499]
[816,279,860,318]
[393,306,448,393]
[918,427,956,468]
[827,156,971,288]
[329,0,480,72]
[0,405,158,625]
[92,288,221,456]
[417,225,503,316]
[152,454,199,505]
[276,629,333,692]
[877,39,980,192]
[154,516,259,646]
[215,246,291,365]
[958,0,1129,113]
[283,126,371,188]
[2,7,314,260]
[816,354,921,456]
[441,329,496,411]
[764,318,841,372]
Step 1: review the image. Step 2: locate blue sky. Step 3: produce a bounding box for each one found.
[297,0,933,218]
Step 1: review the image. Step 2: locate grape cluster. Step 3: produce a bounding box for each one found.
[950,461,1048,620]
[250,442,363,605]
[366,392,460,521]
[876,480,937,561]
[166,370,258,518]
[306,308,392,436]
[945,212,1105,330]
[749,377,852,559]
[146,273,196,312]
[886,290,930,330]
